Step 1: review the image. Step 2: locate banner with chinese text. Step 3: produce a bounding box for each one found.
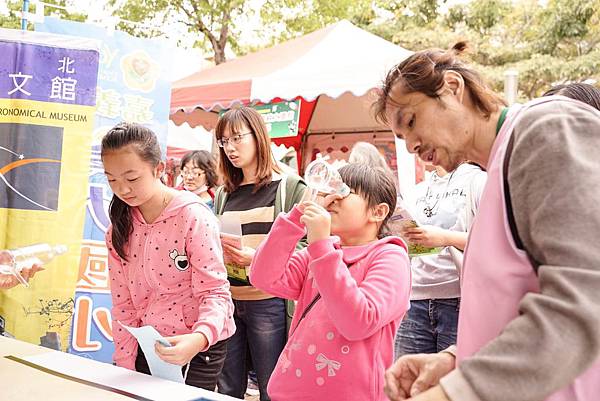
[0,28,99,349]
[220,99,301,139]
[37,18,172,363]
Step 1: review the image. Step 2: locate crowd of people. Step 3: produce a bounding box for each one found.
[3,43,600,401]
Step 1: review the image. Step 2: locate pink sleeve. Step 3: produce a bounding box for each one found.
[250,206,311,300]
[308,240,411,341]
[185,206,235,350]
[106,228,139,370]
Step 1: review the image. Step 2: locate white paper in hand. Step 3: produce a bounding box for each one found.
[119,322,184,383]
[218,214,242,237]
[389,196,421,233]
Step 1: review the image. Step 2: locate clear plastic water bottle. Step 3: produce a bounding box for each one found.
[0,244,67,288]
[304,158,350,200]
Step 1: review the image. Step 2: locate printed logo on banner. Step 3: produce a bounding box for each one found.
[76,240,110,293]
[71,240,113,353]
[71,294,113,352]
[0,122,63,211]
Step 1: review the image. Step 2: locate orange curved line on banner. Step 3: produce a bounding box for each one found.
[0,158,61,175]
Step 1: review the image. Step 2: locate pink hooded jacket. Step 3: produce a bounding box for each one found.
[106,191,235,369]
[250,207,411,401]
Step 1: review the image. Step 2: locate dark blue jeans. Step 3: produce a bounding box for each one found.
[217,297,286,401]
[394,298,460,359]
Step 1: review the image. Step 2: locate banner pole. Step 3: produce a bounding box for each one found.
[21,0,30,30]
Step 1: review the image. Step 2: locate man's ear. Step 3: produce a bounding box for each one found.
[439,70,465,103]
[370,202,390,224]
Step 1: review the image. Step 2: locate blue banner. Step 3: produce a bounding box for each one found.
[36,18,172,363]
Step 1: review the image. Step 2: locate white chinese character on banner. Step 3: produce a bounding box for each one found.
[50,77,78,101]
[122,94,154,124]
[76,241,110,293]
[96,87,122,119]
[8,72,33,96]
[58,57,75,74]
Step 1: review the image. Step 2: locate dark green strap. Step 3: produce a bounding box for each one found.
[214,186,227,215]
[496,107,509,136]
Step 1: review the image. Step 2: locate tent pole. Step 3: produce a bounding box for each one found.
[21,0,30,30]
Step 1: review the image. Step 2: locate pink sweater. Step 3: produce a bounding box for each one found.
[106,191,235,369]
[250,207,411,401]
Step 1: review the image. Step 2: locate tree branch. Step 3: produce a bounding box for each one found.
[180,1,217,45]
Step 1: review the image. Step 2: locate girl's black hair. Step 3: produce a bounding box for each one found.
[543,83,600,111]
[338,163,397,238]
[101,122,161,260]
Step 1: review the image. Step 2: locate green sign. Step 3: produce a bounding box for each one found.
[254,100,301,138]
[219,100,301,138]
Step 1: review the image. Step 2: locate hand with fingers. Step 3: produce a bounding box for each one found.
[299,188,343,211]
[155,332,208,366]
[401,225,448,248]
[384,352,455,400]
[299,201,332,244]
[0,250,44,289]
[222,244,256,267]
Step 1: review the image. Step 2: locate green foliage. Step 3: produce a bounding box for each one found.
[2,0,598,99]
[0,0,86,31]
[259,0,374,42]
[374,0,442,28]
[0,1,22,30]
[110,0,248,64]
[367,0,600,99]
[464,0,510,35]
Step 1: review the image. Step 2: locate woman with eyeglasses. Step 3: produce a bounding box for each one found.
[213,106,306,401]
[179,150,219,210]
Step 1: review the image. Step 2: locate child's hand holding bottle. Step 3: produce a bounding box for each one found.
[300,201,331,244]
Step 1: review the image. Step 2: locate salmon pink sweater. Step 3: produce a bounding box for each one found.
[106,191,235,369]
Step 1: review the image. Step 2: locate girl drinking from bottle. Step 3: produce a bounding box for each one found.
[101,122,235,390]
[250,163,411,401]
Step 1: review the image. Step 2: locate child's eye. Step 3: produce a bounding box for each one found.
[408,115,416,128]
[127,178,139,182]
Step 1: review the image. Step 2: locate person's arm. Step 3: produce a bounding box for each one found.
[106,229,140,370]
[440,100,600,401]
[0,250,44,289]
[308,240,411,340]
[289,181,308,250]
[250,206,311,300]
[186,206,235,350]
[403,225,468,250]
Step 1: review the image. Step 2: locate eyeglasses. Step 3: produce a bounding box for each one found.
[217,132,253,148]
[181,169,205,178]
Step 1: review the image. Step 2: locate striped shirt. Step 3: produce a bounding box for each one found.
[222,180,281,300]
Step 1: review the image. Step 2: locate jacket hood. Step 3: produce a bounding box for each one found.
[131,191,208,225]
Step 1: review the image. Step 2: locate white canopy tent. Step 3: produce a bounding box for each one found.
[166,120,213,160]
[169,20,418,195]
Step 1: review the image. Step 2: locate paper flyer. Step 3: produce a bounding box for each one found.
[389,197,442,257]
[217,215,249,284]
[119,322,184,383]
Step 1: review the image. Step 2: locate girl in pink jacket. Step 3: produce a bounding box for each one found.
[101,122,235,390]
[251,163,411,401]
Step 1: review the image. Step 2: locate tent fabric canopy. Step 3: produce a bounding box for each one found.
[170,20,412,114]
[166,120,212,159]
